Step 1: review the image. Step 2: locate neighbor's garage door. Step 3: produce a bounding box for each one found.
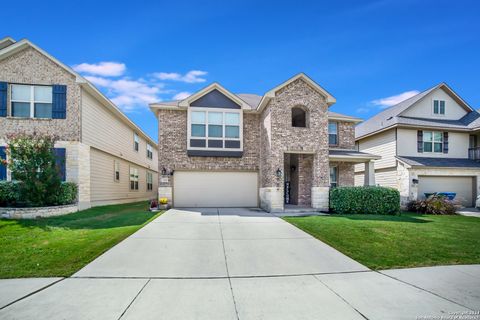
[418,176,475,206]
[173,171,258,207]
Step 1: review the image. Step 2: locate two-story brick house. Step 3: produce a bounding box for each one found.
[0,37,158,209]
[151,73,379,212]
[355,83,480,207]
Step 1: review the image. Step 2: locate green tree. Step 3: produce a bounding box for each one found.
[6,134,62,207]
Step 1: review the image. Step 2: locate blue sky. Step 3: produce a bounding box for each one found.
[3,0,480,142]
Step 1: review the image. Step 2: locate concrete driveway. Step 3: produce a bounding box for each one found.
[1,208,478,320]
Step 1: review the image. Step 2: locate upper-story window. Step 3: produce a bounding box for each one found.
[11,84,52,118]
[146,143,153,159]
[292,106,307,127]
[433,100,445,115]
[133,133,139,151]
[423,131,443,153]
[328,122,338,146]
[188,108,242,151]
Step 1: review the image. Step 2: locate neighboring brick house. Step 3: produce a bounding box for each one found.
[355,83,480,207]
[0,37,158,209]
[151,73,379,212]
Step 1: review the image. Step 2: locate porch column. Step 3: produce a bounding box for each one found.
[364,160,376,186]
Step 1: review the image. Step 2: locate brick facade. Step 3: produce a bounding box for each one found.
[0,47,81,141]
[157,77,359,211]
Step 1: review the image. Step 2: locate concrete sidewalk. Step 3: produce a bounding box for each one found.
[1,208,478,319]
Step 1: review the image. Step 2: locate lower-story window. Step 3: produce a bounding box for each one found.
[129,167,139,190]
[329,166,338,188]
[147,172,153,191]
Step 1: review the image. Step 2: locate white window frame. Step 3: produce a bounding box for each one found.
[423,131,443,153]
[146,143,153,159]
[133,133,139,152]
[10,84,53,119]
[146,171,153,191]
[328,121,338,146]
[187,107,243,152]
[329,166,338,188]
[114,160,120,182]
[432,99,446,116]
[129,167,139,191]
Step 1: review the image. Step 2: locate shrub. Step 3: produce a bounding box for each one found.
[407,195,457,215]
[55,182,78,205]
[0,181,20,207]
[330,186,400,215]
[6,134,62,207]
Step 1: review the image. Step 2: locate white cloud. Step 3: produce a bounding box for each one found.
[154,70,207,83]
[356,107,370,113]
[173,92,191,100]
[85,76,164,112]
[75,62,208,112]
[371,90,420,109]
[73,62,126,77]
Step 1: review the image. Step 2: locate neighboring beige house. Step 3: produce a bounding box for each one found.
[0,37,158,209]
[150,73,379,212]
[355,83,480,207]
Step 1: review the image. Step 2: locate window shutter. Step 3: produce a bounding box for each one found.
[52,85,67,119]
[417,130,423,153]
[443,132,449,154]
[0,147,6,180]
[0,82,7,117]
[53,148,66,181]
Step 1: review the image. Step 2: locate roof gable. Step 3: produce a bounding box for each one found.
[179,83,250,109]
[356,83,475,139]
[191,89,241,109]
[257,73,336,112]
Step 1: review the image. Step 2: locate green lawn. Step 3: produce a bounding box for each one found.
[284,213,480,270]
[0,202,161,278]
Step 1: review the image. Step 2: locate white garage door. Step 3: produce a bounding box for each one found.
[418,176,475,206]
[173,171,258,207]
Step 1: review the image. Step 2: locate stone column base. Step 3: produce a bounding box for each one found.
[259,187,284,212]
[158,186,173,206]
[311,186,329,211]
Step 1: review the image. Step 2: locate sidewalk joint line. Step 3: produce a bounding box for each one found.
[377,271,475,311]
[0,278,65,311]
[313,275,370,320]
[117,278,151,320]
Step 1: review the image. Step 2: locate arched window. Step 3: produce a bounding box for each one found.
[292,106,307,127]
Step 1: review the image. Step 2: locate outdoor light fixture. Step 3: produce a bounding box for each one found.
[412,178,419,184]
[169,169,175,176]
[276,168,283,178]
[161,167,167,176]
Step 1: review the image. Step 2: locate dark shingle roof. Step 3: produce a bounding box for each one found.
[396,156,480,168]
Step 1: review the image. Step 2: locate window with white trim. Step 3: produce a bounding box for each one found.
[11,84,53,118]
[423,131,443,153]
[146,172,153,191]
[328,122,338,145]
[329,166,338,188]
[114,160,120,182]
[188,108,242,151]
[433,100,445,115]
[133,133,139,151]
[129,167,139,190]
[146,143,153,159]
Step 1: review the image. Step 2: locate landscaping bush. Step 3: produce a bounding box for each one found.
[0,181,20,207]
[330,186,400,215]
[407,195,457,215]
[55,182,78,205]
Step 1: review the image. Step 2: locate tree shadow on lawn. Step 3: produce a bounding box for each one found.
[323,212,433,224]
[2,202,160,231]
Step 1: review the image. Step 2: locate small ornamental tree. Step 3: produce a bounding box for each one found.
[6,133,62,207]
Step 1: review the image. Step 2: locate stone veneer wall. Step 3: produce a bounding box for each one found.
[297,154,313,206]
[1,204,78,219]
[336,121,356,149]
[260,78,330,211]
[0,47,81,141]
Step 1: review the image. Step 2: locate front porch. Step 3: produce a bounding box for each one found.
[280,150,380,212]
